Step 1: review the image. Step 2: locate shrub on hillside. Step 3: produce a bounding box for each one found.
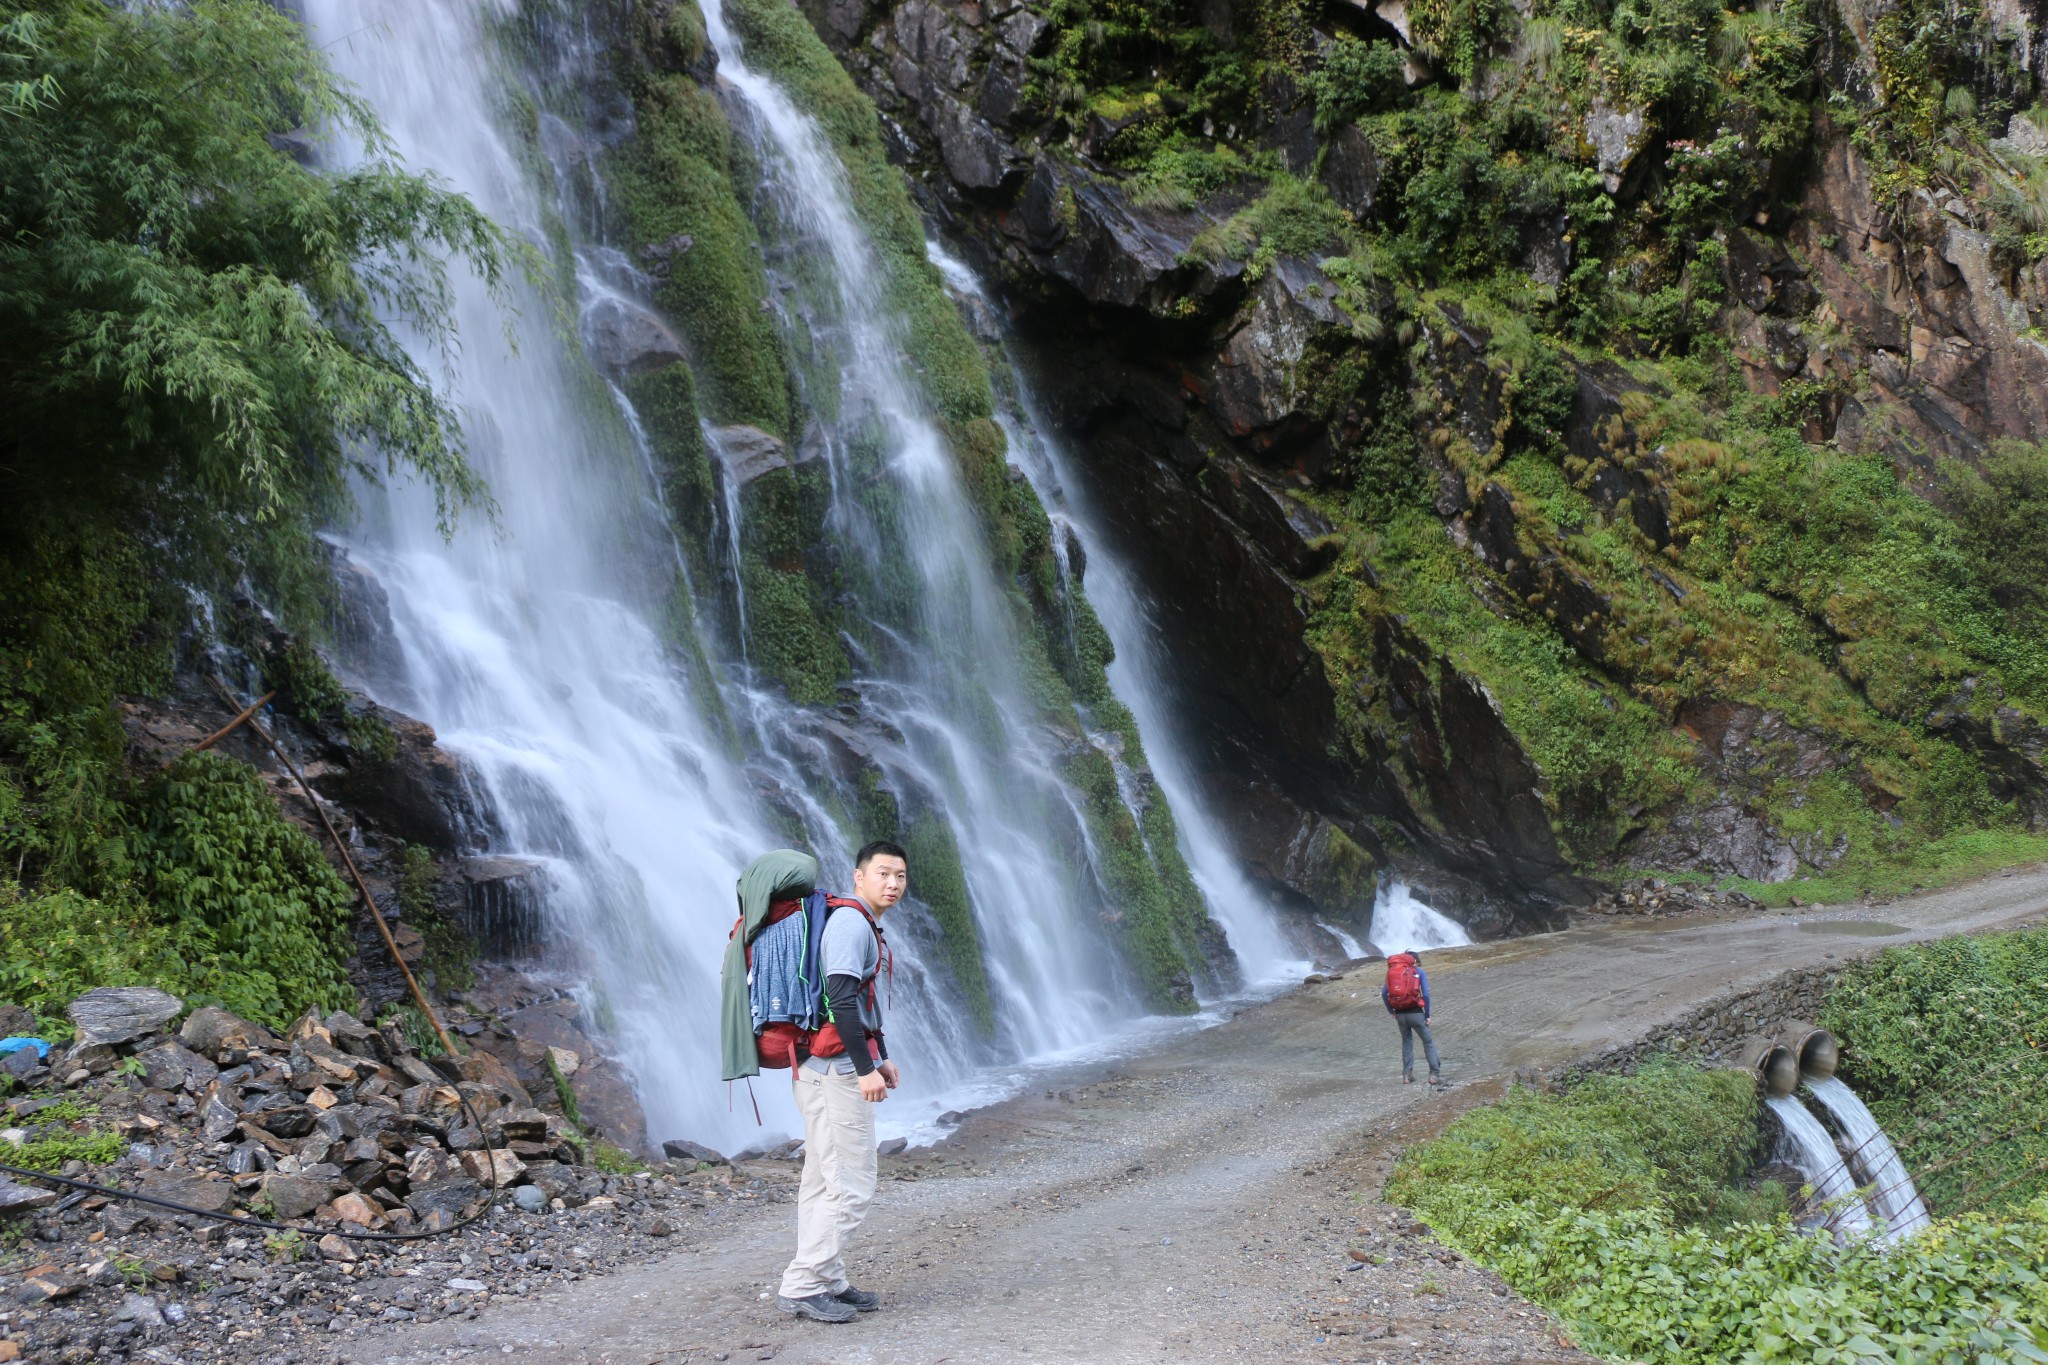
[1389,1055,2048,1363]
[1822,925,2048,1213]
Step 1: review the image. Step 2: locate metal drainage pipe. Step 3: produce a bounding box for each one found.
[1789,1023,1839,1080]
[1744,1035,1800,1097]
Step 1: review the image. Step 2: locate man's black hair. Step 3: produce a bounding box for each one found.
[854,839,908,870]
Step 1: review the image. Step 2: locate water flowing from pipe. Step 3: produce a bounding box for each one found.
[1806,1075,1931,1240]
[1367,882,1471,955]
[1765,1095,1874,1241]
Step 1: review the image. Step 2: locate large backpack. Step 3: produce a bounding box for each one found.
[1385,952,1424,1011]
[732,892,885,1070]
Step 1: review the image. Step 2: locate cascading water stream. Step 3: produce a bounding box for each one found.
[1766,1095,1874,1241]
[1367,882,1472,956]
[1806,1075,1931,1240]
[922,246,1299,989]
[693,0,1260,1083]
[301,0,795,1152]
[301,0,1290,1150]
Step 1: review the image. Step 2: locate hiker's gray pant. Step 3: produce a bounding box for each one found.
[781,1056,877,1299]
[1395,1011,1441,1079]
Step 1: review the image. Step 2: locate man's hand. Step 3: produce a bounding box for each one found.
[858,1070,888,1102]
[877,1060,900,1090]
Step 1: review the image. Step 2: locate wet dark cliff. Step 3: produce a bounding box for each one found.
[775,0,2048,928]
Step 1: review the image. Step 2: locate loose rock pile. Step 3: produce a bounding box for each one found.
[0,986,797,1364]
[41,986,590,1238]
[1581,878,1763,920]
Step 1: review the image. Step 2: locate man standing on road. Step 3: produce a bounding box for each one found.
[778,840,908,1324]
[1382,950,1444,1088]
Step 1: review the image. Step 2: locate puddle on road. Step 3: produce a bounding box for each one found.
[1794,920,1909,937]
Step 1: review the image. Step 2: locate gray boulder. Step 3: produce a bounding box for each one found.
[67,987,182,1047]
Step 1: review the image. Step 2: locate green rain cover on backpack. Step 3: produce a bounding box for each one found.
[720,849,819,1081]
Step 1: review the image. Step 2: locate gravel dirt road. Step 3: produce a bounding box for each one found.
[340,868,2048,1365]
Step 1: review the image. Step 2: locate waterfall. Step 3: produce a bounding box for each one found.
[1367,882,1471,955]
[299,0,1277,1149]
[301,0,793,1152]
[1806,1075,1931,1240]
[1318,921,1367,961]
[921,247,1297,989]
[1765,1095,1874,1241]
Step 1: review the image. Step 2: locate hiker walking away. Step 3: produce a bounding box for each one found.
[1382,950,1443,1087]
[778,840,908,1324]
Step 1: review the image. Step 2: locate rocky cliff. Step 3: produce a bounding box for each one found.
[774,0,2048,927]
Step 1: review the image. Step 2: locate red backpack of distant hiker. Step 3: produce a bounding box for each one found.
[1385,952,1424,1011]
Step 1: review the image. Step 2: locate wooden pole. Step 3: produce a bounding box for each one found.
[208,680,461,1061]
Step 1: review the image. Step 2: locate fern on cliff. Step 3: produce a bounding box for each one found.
[0,0,510,534]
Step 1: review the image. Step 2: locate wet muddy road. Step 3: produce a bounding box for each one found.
[343,869,2048,1365]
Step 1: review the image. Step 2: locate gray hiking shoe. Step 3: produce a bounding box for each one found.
[779,1293,856,1323]
[833,1286,881,1312]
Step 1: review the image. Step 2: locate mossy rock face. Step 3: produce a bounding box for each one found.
[623,362,716,564]
[607,70,793,437]
[899,814,995,1032]
[739,557,848,705]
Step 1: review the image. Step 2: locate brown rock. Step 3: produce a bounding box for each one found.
[325,1191,381,1227]
[316,1233,357,1262]
[459,1149,526,1188]
[20,1271,81,1301]
[490,1107,549,1143]
[178,1005,278,1060]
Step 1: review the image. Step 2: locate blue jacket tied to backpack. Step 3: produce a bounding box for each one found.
[748,904,829,1032]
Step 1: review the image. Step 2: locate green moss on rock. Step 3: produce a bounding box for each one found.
[608,71,792,435]
[901,815,996,1032]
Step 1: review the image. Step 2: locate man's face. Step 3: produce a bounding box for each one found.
[852,854,908,912]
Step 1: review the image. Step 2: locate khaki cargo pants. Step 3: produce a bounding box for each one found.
[779,1056,878,1299]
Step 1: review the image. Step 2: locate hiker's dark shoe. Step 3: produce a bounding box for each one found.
[779,1293,856,1323]
[833,1286,881,1312]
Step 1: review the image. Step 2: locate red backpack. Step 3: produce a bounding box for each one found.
[731,893,887,1069]
[1385,952,1424,1011]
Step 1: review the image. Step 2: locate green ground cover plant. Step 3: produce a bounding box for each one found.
[1390,1056,2048,1362]
[1822,925,2048,1214]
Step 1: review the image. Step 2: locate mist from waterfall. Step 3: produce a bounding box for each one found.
[300,0,1291,1150]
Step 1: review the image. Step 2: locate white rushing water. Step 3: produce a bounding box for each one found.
[1367,882,1471,955]
[922,247,1298,991]
[302,0,1290,1149]
[1806,1075,1931,1240]
[1317,921,1368,961]
[1766,1095,1874,1241]
[302,0,797,1151]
